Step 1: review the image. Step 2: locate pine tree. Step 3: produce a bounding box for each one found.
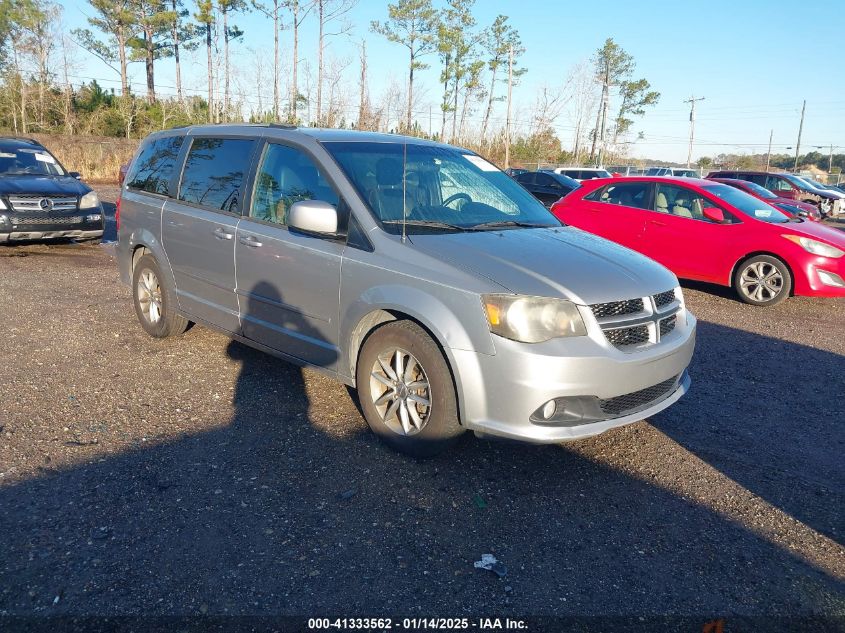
[371,0,438,133]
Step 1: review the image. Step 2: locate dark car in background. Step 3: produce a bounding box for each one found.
[707,177,821,221]
[706,170,840,217]
[514,170,579,207]
[0,137,104,244]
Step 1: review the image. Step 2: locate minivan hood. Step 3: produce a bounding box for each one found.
[408,227,679,305]
[0,175,89,196]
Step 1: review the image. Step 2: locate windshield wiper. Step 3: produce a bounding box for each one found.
[382,219,468,231]
[465,220,553,230]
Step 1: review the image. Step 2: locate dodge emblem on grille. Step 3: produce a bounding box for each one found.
[39,198,53,211]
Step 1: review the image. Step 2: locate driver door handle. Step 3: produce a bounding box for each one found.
[239,234,263,248]
[213,227,234,240]
[649,219,667,227]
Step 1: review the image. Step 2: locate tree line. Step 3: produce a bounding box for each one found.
[0,0,664,167]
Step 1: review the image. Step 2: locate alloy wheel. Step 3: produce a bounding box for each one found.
[740,261,784,303]
[369,348,432,436]
[137,269,163,324]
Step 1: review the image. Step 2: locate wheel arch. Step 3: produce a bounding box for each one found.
[346,307,470,426]
[730,251,796,295]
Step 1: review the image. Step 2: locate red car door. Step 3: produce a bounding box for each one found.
[639,183,733,283]
[558,181,652,249]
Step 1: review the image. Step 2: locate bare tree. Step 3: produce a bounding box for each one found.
[252,0,287,120]
[314,0,356,125]
[287,0,312,122]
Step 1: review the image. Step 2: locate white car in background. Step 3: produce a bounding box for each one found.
[645,167,699,178]
[552,167,612,182]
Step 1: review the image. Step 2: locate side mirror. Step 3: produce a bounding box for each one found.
[69,171,82,180]
[702,207,726,223]
[288,199,339,236]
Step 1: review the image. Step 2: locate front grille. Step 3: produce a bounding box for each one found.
[8,194,78,212]
[659,315,677,336]
[13,215,83,225]
[604,324,650,348]
[590,298,644,319]
[599,375,680,416]
[653,290,676,309]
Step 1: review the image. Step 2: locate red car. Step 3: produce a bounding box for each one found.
[552,177,845,306]
[707,177,821,221]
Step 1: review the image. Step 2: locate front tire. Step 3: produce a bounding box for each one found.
[132,253,189,337]
[733,255,792,306]
[356,320,464,457]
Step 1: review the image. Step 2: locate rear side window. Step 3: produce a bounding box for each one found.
[178,137,255,212]
[127,136,184,196]
[515,172,535,185]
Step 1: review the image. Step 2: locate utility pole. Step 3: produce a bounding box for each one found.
[765,129,773,172]
[684,95,705,168]
[829,144,834,174]
[793,99,805,171]
[504,44,513,169]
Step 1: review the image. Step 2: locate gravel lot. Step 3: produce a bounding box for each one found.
[1,186,843,619]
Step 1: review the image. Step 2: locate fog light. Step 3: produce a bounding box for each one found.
[541,400,556,420]
[817,269,845,288]
[87,214,102,222]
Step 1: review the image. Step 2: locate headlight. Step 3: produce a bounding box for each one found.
[79,191,100,209]
[482,294,587,343]
[783,235,844,258]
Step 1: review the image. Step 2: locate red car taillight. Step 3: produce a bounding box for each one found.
[115,193,121,231]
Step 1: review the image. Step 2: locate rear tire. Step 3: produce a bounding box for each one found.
[733,255,792,307]
[132,253,189,337]
[356,320,464,458]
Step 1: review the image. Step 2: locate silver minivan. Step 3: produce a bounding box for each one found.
[117,125,696,456]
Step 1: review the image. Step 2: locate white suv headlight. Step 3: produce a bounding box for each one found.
[482,294,587,343]
[79,191,100,209]
[783,235,844,258]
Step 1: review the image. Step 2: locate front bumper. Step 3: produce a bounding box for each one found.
[451,311,697,443]
[0,210,104,242]
[794,254,845,297]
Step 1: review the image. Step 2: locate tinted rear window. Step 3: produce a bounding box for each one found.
[178,137,255,212]
[127,136,184,196]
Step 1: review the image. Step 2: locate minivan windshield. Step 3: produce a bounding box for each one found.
[324,142,560,233]
[702,184,790,223]
[0,145,66,176]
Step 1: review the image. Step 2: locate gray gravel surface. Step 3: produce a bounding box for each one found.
[0,187,843,617]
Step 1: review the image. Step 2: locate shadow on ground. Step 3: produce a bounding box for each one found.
[1,298,843,616]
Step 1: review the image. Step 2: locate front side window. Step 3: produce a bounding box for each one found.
[767,175,793,192]
[178,137,255,212]
[127,136,184,196]
[323,142,558,233]
[251,143,339,225]
[655,183,725,222]
[0,145,66,176]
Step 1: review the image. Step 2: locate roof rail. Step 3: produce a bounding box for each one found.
[0,135,42,145]
[266,123,297,130]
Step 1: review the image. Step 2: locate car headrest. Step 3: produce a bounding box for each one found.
[376,158,404,187]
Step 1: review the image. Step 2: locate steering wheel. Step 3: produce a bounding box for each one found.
[443,192,471,209]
